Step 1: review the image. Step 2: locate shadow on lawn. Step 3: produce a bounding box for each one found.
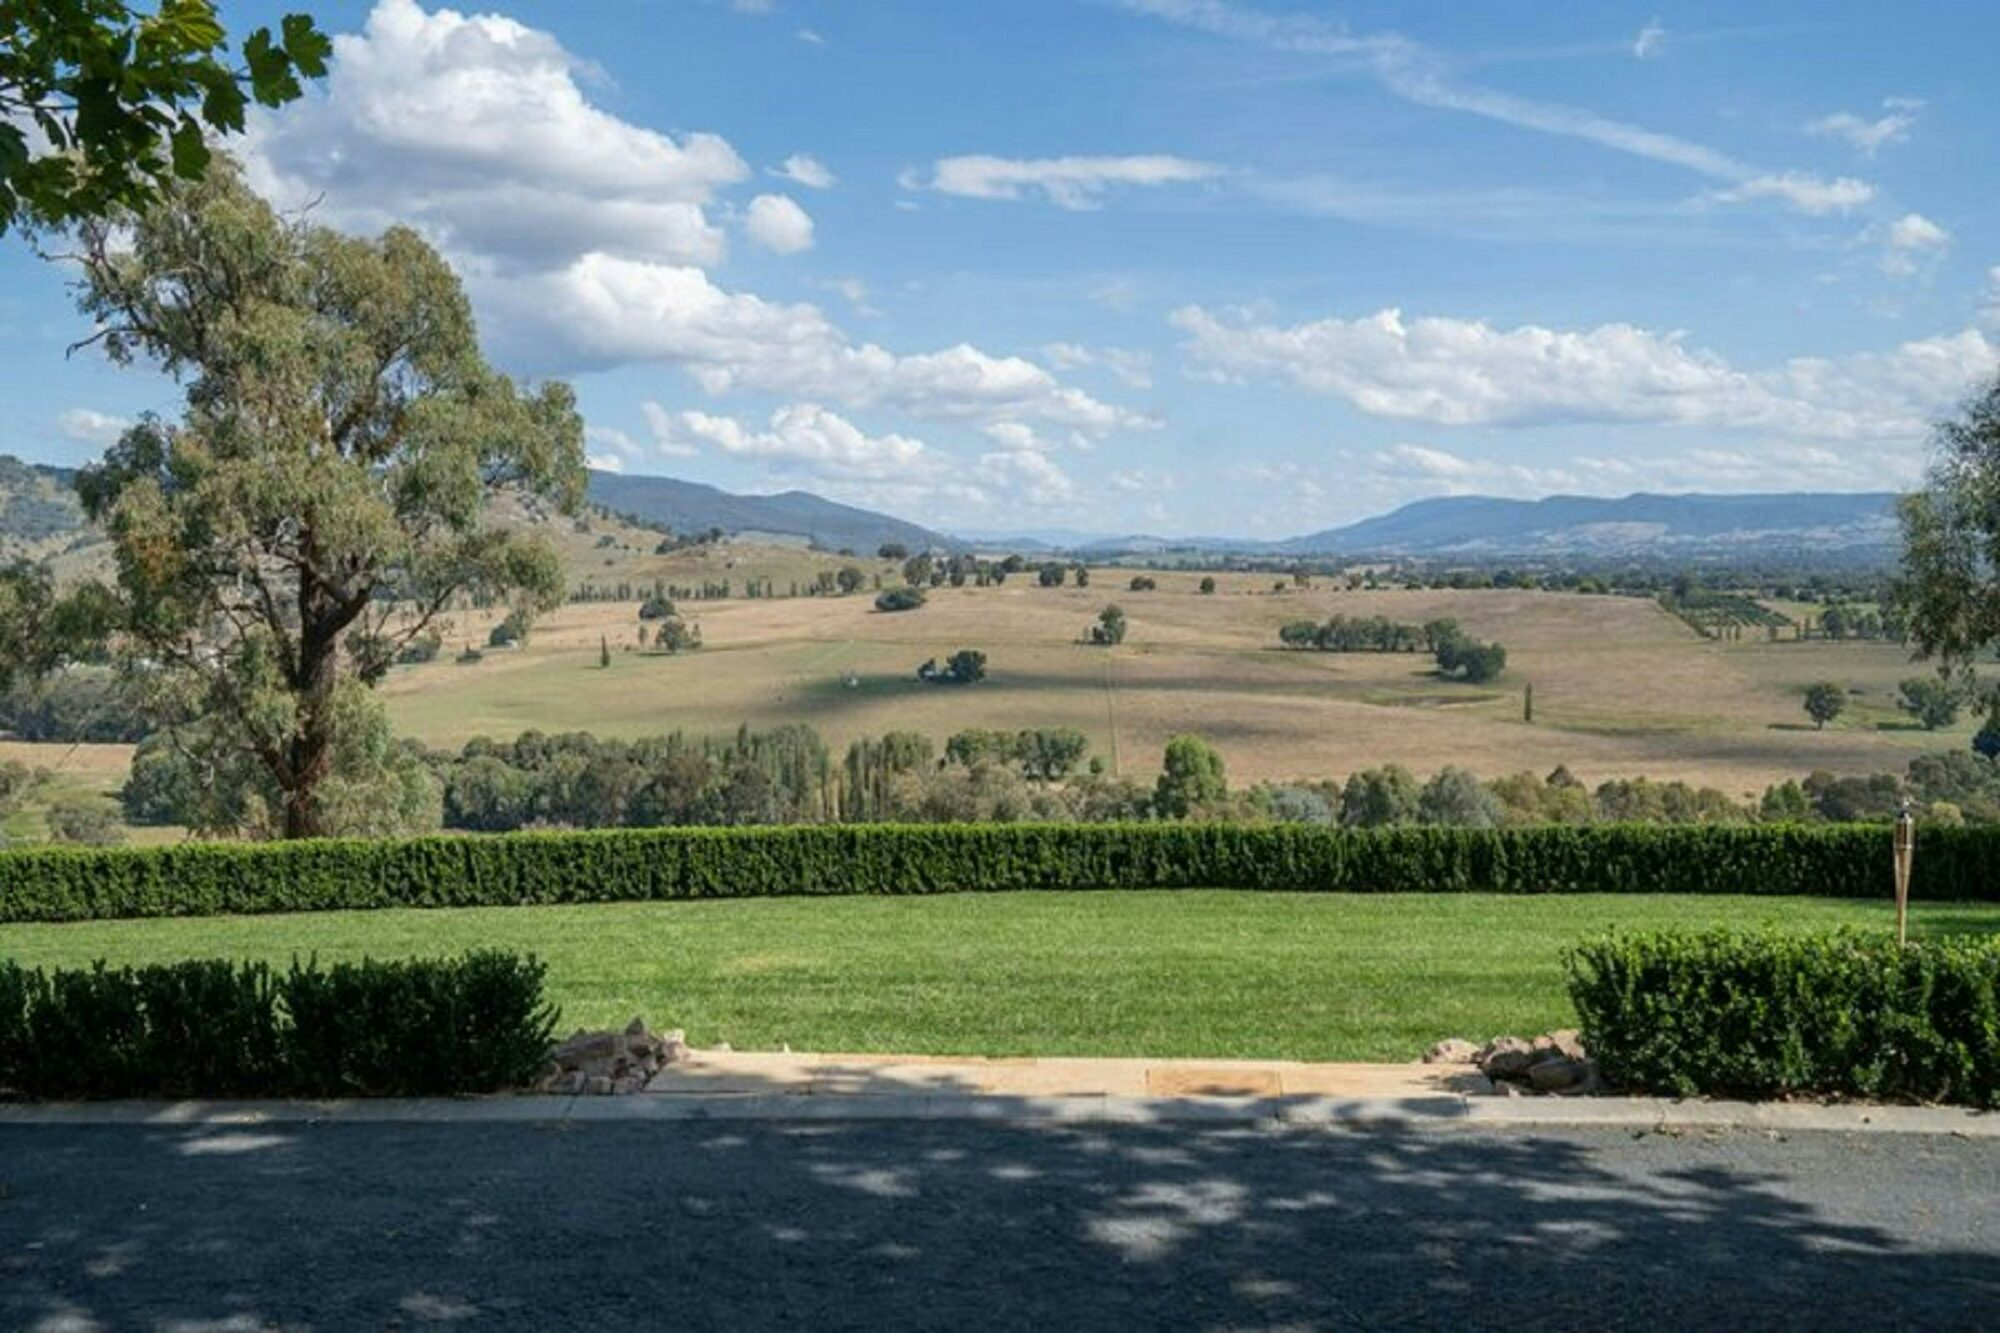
[3,1093,1997,1330]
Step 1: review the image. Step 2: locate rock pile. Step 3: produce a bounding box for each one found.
[540,1017,692,1095]
[1423,1030,1599,1096]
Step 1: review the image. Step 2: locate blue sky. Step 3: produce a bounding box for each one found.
[5,0,1999,538]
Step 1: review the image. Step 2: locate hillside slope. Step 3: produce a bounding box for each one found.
[587,470,950,553]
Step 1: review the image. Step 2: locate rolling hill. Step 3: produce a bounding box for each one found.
[587,471,951,554]
[0,456,90,562]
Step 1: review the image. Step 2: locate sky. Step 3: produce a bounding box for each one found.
[5,0,1999,539]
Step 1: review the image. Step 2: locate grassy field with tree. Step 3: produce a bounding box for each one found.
[370,576,1975,800]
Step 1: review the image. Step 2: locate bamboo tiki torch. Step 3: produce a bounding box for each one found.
[1893,801,1916,948]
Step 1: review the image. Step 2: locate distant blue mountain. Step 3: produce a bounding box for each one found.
[587,470,952,553]
[1273,491,1901,557]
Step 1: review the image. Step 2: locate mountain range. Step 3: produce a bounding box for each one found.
[2,454,1904,564]
[586,470,950,554]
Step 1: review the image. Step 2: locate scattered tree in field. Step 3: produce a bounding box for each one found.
[1803,681,1845,730]
[1417,767,1504,829]
[878,542,908,560]
[1016,727,1089,781]
[1037,562,1066,588]
[1523,681,1534,723]
[1899,676,1963,731]
[1339,765,1420,827]
[488,610,533,649]
[836,565,866,595]
[918,650,986,685]
[0,3,328,234]
[945,727,1093,781]
[902,553,934,586]
[1088,604,1127,645]
[1434,631,1507,683]
[1129,575,1157,591]
[653,617,702,654]
[839,730,933,820]
[599,635,611,669]
[875,586,927,612]
[1759,780,1813,822]
[639,594,677,620]
[1153,733,1226,817]
[1199,576,1216,595]
[1073,564,1090,588]
[57,165,582,838]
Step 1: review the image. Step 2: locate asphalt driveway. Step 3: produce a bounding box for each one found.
[2,1118,1995,1330]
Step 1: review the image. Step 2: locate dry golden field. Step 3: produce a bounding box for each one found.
[377,568,1964,799]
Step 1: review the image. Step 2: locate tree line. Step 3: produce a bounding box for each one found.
[1277,615,1507,683]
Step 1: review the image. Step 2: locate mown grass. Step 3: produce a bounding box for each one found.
[3,892,1995,1061]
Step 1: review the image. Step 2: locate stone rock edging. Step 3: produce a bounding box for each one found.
[1423,1031,1599,1096]
[540,1018,693,1096]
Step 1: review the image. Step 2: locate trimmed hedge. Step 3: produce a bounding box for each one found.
[0,822,1994,925]
[0,952,555,1099]
[1566,930,2000,1107]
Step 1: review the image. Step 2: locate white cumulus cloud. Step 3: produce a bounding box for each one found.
[668,403,929,477]
[770,154,835,189]
[1632,19,1666,59]
[241,3,1141,440]
[244,0,746,271]
[744,193,816,254]
[1172,303,1996,441]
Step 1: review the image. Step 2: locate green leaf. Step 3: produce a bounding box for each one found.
[0,124,29,181]
[148,0,229,54]
[282,14,334,78]
[169,122,211,180]
[242,30,301,108]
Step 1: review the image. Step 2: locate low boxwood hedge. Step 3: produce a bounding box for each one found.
[1566,930,2000,1107]
[0,952,555,1099]
[0,822,1992,924]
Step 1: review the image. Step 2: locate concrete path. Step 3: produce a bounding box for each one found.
[3,1118,1996,1330]
[645,1050,1497,1099]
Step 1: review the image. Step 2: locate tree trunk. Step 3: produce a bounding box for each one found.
[282,604,342,840]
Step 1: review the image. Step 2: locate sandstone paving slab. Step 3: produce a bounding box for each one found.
[1146,1066,1285,1097]
[1277,1063,1494,1097]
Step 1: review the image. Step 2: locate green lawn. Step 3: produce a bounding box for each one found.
[4,892,1995,1061]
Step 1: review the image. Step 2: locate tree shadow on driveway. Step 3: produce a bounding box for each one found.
[1,1113,1995,1330]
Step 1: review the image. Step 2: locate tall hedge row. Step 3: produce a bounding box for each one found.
[1567,930,2000,1107]
[0,822,1992,924]
[0,952,556,1099]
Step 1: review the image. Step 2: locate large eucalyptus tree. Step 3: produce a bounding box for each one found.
[1897,374,2000,698]
[67,163,584,838]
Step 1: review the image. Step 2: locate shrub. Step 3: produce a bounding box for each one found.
[918,650,986,684]
[1088,605,1127,645]
[1566,930,2000,1107]
[0,952,553,1099]
[874,587,926,613]
[487,610,531,648]
[43,796,126,846]
[1154,735,1227,818]
[2,823,1999,925]
[280,952,556,1097]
